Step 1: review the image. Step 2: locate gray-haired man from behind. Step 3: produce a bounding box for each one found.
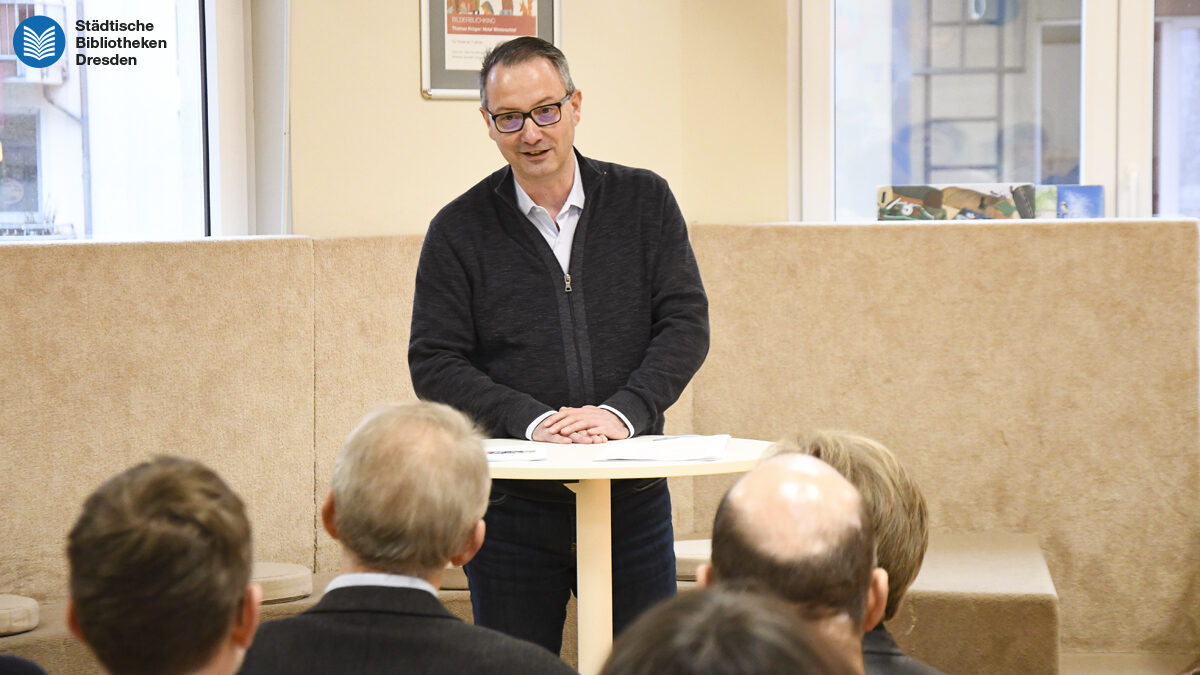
[239,401,577,675]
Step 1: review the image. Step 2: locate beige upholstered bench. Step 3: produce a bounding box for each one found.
[674,532,1060,675]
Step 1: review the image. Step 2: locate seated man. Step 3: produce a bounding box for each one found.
[599,586,855,675]
[240,401,576,674]
[774,431,944,674]
[697,453,888,674]
[67,456,261,675]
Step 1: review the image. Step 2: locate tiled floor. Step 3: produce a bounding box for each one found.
[1061,652,1196,674]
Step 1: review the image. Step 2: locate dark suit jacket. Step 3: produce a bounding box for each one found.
[238,586,577,675]
[863,624,946,675]
[0,655,48,675]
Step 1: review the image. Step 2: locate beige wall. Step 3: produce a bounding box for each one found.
[289,0,791,237]
[680,2,791,224]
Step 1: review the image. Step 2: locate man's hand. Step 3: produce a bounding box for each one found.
[543,406,631,442]
[530,424,584,444]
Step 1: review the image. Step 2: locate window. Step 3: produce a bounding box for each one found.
[1154,6,1200,217]
[0,113,40,231]
[1,0,207,241]
[829,0,1082,220]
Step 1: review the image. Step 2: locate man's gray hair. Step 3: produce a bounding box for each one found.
[479,36,575,111]
[331,401,489,576]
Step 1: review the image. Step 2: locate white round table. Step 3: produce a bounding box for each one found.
[484,436,771,674]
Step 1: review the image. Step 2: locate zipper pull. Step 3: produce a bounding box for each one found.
[564,273,572,293]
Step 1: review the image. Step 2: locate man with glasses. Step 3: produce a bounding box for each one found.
[409,37,709,654]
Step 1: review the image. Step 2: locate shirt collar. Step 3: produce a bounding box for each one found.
[512,155,585,218]
[324,572,438,597]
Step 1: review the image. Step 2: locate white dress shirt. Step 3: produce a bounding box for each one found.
[514,159,635,441]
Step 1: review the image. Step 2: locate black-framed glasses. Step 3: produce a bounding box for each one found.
[486,92,573,134]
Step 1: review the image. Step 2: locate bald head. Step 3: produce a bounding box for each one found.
[710,454,877,625]
[728,454,864,561]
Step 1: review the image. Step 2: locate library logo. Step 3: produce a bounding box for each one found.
[13,15,65,68]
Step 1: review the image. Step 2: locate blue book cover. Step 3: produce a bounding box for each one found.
[1056,185,1104,218]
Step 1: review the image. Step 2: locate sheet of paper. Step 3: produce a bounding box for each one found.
[484,440,548,462]
[593,434,731,462]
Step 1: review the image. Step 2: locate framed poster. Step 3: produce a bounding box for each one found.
[421,0,561,100]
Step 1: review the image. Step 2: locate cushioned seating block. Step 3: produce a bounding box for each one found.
[252,562,313,604]
[441,564,469,591]
[0,596,38,637]
[890,532,1059,675]
[673,539,711,581]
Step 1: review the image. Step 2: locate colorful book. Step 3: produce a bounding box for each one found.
[1055,185,1105,218]
[878,184,1104,220]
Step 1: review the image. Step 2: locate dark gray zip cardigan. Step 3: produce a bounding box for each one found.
[409,150,709,448]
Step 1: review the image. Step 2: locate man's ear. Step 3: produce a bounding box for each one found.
[232,584,262,649]
[321,491,338,540]
[569,88,583,124]
[696,562,714,589]
[66,599,86,645]
[862,567,889,632]
[450,519,486,567]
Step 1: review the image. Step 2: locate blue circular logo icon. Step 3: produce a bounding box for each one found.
[14,15,65,68]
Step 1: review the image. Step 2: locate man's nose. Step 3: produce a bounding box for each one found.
[519,118,544,143]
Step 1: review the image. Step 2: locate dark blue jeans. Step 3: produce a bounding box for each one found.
[463,478,677,654]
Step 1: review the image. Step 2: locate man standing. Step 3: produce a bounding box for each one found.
[408,37,709,653]
[239,402,576,674]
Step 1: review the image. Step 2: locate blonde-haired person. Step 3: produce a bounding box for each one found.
[772,431,944,675]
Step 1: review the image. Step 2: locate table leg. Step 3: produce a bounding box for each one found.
[575,478,612,675]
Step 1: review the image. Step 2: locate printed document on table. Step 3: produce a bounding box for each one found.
[593,434,731,462]
[484,439,548,462]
